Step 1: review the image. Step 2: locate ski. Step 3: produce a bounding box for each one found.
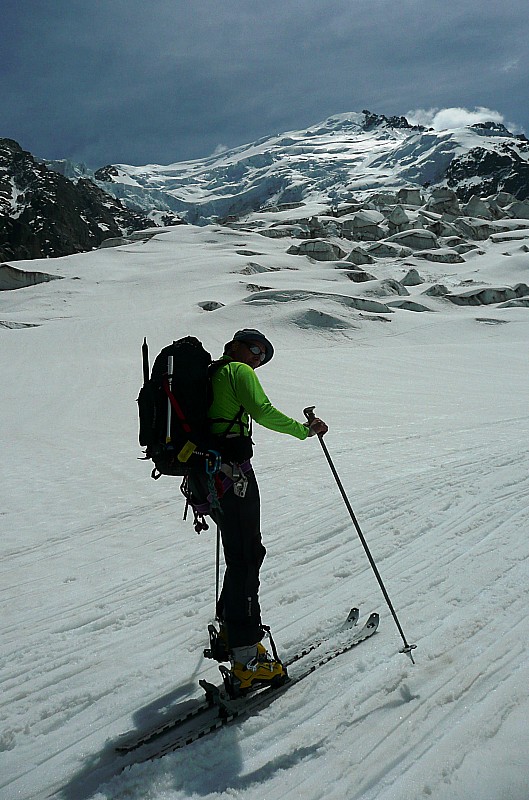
[114,696,213,753]
[134,611,379,761]
[115,606,369,756]
[284,605,360,668]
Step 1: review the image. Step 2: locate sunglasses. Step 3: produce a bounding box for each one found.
[247,343,266,361]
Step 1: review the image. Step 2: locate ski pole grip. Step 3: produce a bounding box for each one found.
[303,406,316,425]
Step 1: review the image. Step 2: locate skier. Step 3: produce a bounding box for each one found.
[188,328,328,691]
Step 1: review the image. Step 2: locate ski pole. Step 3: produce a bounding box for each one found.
[304,406,417,663]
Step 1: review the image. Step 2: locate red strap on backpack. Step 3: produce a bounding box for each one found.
[162,375,192,434]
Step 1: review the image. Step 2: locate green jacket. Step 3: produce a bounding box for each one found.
[209,358,309,441]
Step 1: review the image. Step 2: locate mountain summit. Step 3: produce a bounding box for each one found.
[2,110,528,261]
[92,109,529,224]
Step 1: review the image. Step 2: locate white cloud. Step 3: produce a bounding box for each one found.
[406,106,506,130]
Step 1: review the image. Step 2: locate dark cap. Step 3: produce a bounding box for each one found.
[232,328,274,365]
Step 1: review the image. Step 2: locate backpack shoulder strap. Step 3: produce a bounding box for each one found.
[207,358,246,437]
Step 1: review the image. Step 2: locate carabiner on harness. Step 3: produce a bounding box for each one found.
[205,449,222,475]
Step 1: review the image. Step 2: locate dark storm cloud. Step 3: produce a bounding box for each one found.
[1,0,528,167]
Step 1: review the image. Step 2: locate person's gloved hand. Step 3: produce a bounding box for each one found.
[305,417,328,436]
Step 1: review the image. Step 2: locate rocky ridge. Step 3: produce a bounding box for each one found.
[0,138,157,261]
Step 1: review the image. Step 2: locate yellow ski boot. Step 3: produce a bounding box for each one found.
[222,642,288,697]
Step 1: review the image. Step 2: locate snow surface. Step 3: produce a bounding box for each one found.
[1,220,529,800]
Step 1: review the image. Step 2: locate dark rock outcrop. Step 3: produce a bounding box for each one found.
[444,142,529,202]
[362,110,425,132]
[0,138,156,261]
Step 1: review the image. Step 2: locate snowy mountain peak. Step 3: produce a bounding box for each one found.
[3,110,529,260]
[91,109,529,225]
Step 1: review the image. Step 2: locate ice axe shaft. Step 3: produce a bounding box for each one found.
[142,337,150,385]
[166,355,174,444]
[304,406,417,663]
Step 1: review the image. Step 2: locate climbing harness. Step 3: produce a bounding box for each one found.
[181,459,253,534]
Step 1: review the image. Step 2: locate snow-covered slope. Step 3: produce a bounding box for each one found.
[93,111,529,223]
[1,199,529,800]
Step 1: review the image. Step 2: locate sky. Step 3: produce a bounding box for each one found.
[1,0,528,169]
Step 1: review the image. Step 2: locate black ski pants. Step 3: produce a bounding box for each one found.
[189,468,266,649]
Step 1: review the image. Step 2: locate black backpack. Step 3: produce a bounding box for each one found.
[137,336,221,479]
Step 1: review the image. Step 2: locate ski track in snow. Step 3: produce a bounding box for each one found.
[2,432,528,800]
[1,224,529,800]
